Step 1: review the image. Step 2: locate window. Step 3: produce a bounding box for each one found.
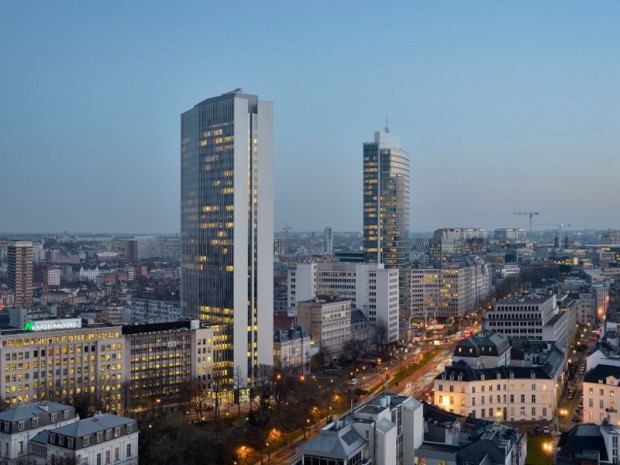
[83,437,90,447]
[18,441,23,454]
[106,450,111,464]
[114,447,120,461]
[96,453,101,465]
[127,444,132,457]
[521,395,525,403]
[97,432,103,443]
[68,438,74,449]
[114,427,121,438]
[50,413,57,423]
[32,417,38,428]
[17,421,24,431]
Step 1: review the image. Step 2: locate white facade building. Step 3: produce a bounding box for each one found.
[288,262,399,343]
[297,299,351,359]
[0,402,77,465]
[29,413,138,465]
[434,331,566,421]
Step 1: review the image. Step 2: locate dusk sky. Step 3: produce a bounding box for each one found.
[1,1,619,234]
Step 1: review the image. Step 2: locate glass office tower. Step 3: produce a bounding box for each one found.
[363,130,410,267]
[181,90,274,386]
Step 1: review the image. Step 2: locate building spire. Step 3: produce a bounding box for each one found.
[384,117,390,133]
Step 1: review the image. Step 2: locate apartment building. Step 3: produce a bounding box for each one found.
[29,413,138,465]
[297,298,351,359]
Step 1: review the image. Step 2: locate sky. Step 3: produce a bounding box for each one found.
[0,1,619,234]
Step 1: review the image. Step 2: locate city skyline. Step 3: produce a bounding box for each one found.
[1,1,619,233]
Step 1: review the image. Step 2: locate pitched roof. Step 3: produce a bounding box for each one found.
[556,424,609,463]
[46,414,133,439]
[297,424,365,460]
[0,402,71,422]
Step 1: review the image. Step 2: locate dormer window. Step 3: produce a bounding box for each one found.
[83,436,89,447]
[63,410,70,420]
[96,432,103,443]
[481,374,485,380]
[510,372,514,379]
[32,417,38,428]
[126,423,132,434]
[496,373,501,380]
[3,422,9,433]
[68,438,74,449]
[531,371,536,379]
[449,374,454,381]
[442,374,446,380]
[17,421,24,432]
[49,434,56,445]
[50,413,57,423]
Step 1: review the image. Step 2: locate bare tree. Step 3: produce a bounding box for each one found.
[374,318,389,347]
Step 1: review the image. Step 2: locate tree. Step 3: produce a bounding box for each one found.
[374,318,389,347]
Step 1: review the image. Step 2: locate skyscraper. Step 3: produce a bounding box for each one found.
[362,130,410,267]
[181,89,274,386]
[8,241,33,308]
[323,226,333,256]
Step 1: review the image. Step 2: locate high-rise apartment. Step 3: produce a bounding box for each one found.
[180,89,274,386]
[8,241,33,308]
[362,130,409,267]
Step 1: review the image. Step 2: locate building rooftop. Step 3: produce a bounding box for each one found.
[453,330,510,358]
[0,402,71,423]
[32,413,134,441]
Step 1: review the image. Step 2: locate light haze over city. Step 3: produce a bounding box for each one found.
[1,1,619,233]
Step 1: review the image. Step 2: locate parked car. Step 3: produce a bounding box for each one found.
[543,426,550,434]
[572,414,580,422]
[568,392,574,399]
[533,425,542,434]
[348,378,359,385]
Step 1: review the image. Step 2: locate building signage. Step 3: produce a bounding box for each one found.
[24,318,82,332]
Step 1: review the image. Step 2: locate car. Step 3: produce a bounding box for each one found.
[543,426,550,434]
[572,414,579,422]
[348,378,359,385]
[568,392,574,399]
[533,425,542,434]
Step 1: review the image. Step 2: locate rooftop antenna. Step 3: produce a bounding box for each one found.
[384,117,390,133]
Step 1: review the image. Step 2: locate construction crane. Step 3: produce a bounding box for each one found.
[282,224,292,255]
[513,211,540,232]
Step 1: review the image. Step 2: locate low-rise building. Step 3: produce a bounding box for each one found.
[297,298,351,360]
[434,331,566,421]
[29,413,138,465]
[555,423,620,465]
[0,402,77,465]
[583,364,620,425]
[273,327,314,373]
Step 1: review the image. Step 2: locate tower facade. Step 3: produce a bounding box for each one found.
[363,130,410,267]
[181,90,274,386]
[8,241,33,308]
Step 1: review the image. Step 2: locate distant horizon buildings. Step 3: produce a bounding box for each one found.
[180,89,274,386]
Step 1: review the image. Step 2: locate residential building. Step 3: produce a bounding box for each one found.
[7,242,33,308]
[494,228,526,242]
[29,413,138,465]
[125,239,139,262]
[42,268,61,287]
[416,403,526,465]
[362,129,409,268]
[288,262,399,343]
[583,364,620,425]
[181,89,274,386]
[273,327,314,373]
[434,331,566,421]
[295,392,526,465]
[297,298,351,360]
[555,424,620,465]
[297,392,423,465]
[0,402,77,465]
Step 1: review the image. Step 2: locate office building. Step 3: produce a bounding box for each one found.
[7,242,33,308]
[288,262,399,343]
[297,298,351,360]
[429,228,488,265]
[482,294,572,349]
[0,320,124,411]
[362,130,409,267]
[181,89,274,386]
[408,262,492,323]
